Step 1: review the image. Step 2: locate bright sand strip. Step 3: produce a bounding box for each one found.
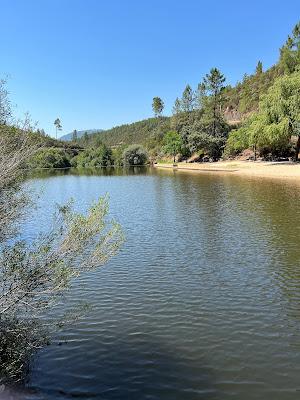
[154,161,300,180]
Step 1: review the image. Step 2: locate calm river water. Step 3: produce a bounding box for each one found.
[22,167,300,400]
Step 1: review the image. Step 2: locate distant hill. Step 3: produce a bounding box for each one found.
[60,129,103,141]
[87,117,171,147]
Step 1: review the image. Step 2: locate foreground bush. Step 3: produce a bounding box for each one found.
[0,129,124,384]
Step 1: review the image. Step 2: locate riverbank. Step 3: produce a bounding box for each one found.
[154,161,300,180]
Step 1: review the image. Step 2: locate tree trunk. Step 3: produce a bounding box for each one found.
[213,93,217,136]
[295,136,300,162]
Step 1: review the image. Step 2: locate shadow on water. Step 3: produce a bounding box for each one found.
[29,334,217,400]
[26,167,150,180]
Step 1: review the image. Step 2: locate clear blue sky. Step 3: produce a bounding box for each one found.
[0,0,299,137]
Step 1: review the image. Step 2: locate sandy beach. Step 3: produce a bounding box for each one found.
[154,161,300,180]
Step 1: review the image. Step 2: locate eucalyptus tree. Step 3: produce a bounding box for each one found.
[152,97,164,118]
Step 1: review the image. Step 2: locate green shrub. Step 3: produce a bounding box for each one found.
[112,146,126,167]
[122,144,148,165]
[71,145,113,168]
[224,127,250,156]
[28,148,71,169]
[187,132,225,160]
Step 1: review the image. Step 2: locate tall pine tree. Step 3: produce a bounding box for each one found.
[203,68,226,136]
[181,85,194,112]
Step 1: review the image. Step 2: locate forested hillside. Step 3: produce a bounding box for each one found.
[78,22,300,162]
[88,117,171,147]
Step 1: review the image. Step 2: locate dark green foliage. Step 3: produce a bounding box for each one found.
[112,145,126,167]
[122,144,148,165]
[188,132,225,160]
[171,67,229,160]
[71,144,113,168]
[28,148,71,169]
[181,85,195,112]
[202,68,227,137]
[196,105,230,138]
[185,124,226,160]
[163,131,183,162]
[204,68,226,96]
[171,110,199,139]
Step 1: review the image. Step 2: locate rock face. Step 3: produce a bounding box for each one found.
[224,107,242,125]
[236,149,255,161]
[187,153,202,163]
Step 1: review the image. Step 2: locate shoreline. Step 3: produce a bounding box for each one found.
[154,161,300,180]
